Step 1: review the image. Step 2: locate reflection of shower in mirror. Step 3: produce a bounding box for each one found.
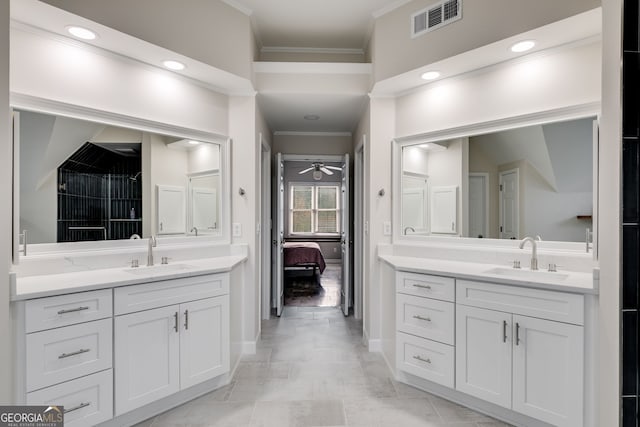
[129,171,142,181]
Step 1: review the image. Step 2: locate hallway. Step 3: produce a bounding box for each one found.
[138,306,510,427]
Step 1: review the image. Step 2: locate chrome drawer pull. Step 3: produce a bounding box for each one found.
[412,283,432,290]
[57,306,89,315]
[412,315,432,322]
[184,309,189,330]
[58,348,90,359]
[64,402,90,414]
[413,355,431,364]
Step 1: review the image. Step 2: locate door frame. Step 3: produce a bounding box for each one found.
[260,135,271,320]
[468,172,489,238]
[498,168,519,239]
[354,139,365,320]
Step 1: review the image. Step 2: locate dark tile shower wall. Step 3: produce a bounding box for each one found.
[58,170,142,241]
[623,1,640,425]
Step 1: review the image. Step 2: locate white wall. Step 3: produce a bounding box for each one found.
[395,41,601,137]
[40,0,254,79]
[0,0,12,404]
[11,28,229,136]
[372,0,599,81]
[188,143,220,174]
[229,95,260,346]
[402,146,429,175]
[273,133,352,156]
[599,0,622,424]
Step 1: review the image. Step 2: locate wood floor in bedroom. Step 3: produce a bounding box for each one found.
[136,306,512,427]
[284,264,341,307]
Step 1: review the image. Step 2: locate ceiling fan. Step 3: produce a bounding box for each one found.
[298,162,341,180]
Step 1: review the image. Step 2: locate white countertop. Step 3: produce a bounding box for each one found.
[379,254,597,294]
[11,255,247,301]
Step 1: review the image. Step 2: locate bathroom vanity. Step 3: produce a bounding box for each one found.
[379,246,597,427]
[10,242,246,427]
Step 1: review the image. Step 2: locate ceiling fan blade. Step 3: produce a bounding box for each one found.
[325,165,342,171]
[298,167,314,174]
[320,167,334,175]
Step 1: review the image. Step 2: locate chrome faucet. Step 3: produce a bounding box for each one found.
[519,236,538,270]
[404,226,415,235]
[147,235,157,266]
[191,226,198,236]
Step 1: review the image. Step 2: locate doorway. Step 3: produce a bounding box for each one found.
[271,154,351,316]
[468,173,489,238]
[499,168,519,239]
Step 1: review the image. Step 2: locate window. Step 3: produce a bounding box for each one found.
[290,184,340,235]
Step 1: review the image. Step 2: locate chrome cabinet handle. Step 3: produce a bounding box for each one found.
[413,355,431,364]
[184,309,189,330]
[57,306,89,315]
[64,402,90,414]
[503,320,507,343]
[412,283,432,290]
[58,348,90,359]
[413,315,432,322]
[173,312,179,333]
[515,322,520,345]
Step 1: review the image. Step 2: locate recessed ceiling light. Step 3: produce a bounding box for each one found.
[421,71,441,81]
[66,26,97,40]
[304,115,320,120]
[419,144,430,149]
[162,60,186,71]
[510,40,536,53]
[187,140,200,145]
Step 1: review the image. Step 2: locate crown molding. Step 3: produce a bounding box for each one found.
[260,46,364,55]
[220,0,253,16]
[274,131,352,137]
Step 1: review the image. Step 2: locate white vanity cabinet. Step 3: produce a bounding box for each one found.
[113,274,230,415]
[395,272,455,387]
[456,280,585,427]
[394,270,587,427]
[16,289,114,427]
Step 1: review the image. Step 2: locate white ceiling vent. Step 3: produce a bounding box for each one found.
[411,0,462,38]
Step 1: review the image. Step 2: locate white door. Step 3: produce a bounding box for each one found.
[430,186,457,234]
[402,174,428,233]
[354,141,364,320]
[180,296,229,389]
[114,305,180,415]
[512,315,584,427]
[341,154,350,316]
[12,111,20,262]
[157,185,185,234]
[468,174,488,238]
[455,305,512,409]
[499,169,519,239]
[191,187,217,230]
[273,153,285,317]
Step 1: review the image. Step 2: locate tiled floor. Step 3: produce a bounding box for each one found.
[136,306,512,427]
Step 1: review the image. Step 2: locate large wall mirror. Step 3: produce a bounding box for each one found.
[15,108,227,248]
[394,113,597,245]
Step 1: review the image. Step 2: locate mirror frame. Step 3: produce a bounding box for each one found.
[391,102,600,255]
[11,93,232,258]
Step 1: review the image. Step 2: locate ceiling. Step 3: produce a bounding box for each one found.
[223,0,410,51]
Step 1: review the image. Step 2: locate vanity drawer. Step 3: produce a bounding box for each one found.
[396,271,455,302]
[27,369,113,427]
[397,294,454,345]
[457,280,584,325]
[26,318,112,392]
[396,332,454,388]
[114,273,229,315]
[25,289,112,333]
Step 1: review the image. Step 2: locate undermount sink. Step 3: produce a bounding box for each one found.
[482,267,569,281]
[123,264,195,275]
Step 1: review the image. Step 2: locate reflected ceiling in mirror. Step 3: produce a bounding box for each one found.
[400,116,595,243]
[17,109,221,244]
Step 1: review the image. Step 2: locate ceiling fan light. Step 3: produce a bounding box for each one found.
[313,170,323,180]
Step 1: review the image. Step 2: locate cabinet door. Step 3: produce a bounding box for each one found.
[114,305,180,415]
[456,305,511,408]
[180,296,229,389]
[157,185,185,234]
[512,315,584,427]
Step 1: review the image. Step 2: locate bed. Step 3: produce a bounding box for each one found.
[283,241,327,274]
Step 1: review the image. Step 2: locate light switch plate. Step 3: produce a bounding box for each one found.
[232,223,242,237]
[383,221,391,236]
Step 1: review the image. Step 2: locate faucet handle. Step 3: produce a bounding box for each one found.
[513,260,521,269]
[161,256,171,265]
[131,259,139,268]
